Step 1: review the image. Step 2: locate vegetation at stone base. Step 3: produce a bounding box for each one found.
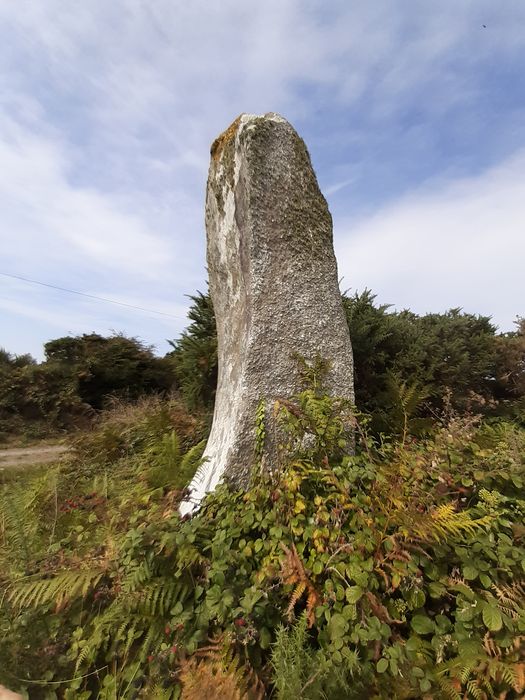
[0,334,176,443]
[171,290,525,434]
[1,388,524,699]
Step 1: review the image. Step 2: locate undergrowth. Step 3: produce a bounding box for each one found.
[0,392,524,699]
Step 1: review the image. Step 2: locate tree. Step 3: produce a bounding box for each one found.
[168,292,218,412]
[0,361,87,438]
[491,318,525,423]
[0,349,35,369]
[44,333,176,410]
[393,308,497,408]
[342,290,409,428]
[0,334,177,440]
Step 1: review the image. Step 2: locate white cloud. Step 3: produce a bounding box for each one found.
[0,278,189,359]
[4,1,524,144]
[335,150,525,332]
[0,116,174,278]
[0,0,524,356]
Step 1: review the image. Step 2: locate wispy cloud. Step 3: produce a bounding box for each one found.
[0,1,524,356]
[0,116,174,276]
[0,277,188,359]
[335,149,525,331]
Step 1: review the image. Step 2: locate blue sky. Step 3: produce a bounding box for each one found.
[1,1,524,360]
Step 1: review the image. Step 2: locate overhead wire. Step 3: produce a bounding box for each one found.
[0,271,187,321]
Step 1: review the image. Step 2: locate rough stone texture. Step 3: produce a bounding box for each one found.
[180,113,354,515]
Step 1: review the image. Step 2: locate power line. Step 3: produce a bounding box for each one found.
[0,271,187,321]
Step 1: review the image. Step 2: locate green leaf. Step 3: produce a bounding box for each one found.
[328,613,348,640]
[482,603,502,632]
[409,589,426,608]
[345,586,363,604]
[411,614,435,635]
[259,627,272,649]
[342,604,357,620]
[462,565,478,580]
[428,582,446,599]
[479,573,492,589]
[434,614,452,633]
[376,658,389,673]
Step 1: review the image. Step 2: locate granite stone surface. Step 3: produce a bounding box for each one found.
[180,113,354,515]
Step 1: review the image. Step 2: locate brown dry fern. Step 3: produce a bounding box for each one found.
[179,640,265,700]
[280,542,320,627]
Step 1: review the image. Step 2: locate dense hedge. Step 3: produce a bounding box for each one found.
[2,291,523,442]
[170,290,525,433]
[0,335,176,441]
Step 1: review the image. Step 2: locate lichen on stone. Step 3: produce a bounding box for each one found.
[210,115,242,162]
[180,112,354,516]
[209,116,243,218]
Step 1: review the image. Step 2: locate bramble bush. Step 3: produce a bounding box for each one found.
[1,389,524,699]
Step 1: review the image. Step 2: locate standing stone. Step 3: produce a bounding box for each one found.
[180,113,354,515]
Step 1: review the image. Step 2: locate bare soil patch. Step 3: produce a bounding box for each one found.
[0,444,69,468]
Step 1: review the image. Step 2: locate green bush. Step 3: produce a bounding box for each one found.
[44,333,177,410]
[168,291,217,412]
[0,334,178,442]
[1,392,524,699]
[168,290,525,434]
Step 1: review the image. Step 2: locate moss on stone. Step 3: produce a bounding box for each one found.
[209,114,331,254]
[242,117,332,258]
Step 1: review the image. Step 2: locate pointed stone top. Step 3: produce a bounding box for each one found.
[210,112,287,161]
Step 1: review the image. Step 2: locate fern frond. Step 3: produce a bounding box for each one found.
[286,582,306,620]
[138,619,164,662]
[436,676,462,700]
[431,504,492,540]
[74,603,127,671]
[476,674,494,696]
[122,621,138,660]
[460,661,476,684]
[492,581,525,618]
[8,568,104,610]
[279,543,320,627]
[148,684,179,700]
[138,580,182,617]
[403,503,493,544]
[179,644,264,700]
[121,556,155,592]
[178,439,207,485]
[0,470,58,568]
[0,489,31,566]
[466,679,483,700]
[514,663,525,693]
[486,658,517,687]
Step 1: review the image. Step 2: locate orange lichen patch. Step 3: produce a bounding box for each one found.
[210,115,243,161]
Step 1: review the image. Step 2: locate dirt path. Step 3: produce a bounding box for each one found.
[0,444,69,468]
